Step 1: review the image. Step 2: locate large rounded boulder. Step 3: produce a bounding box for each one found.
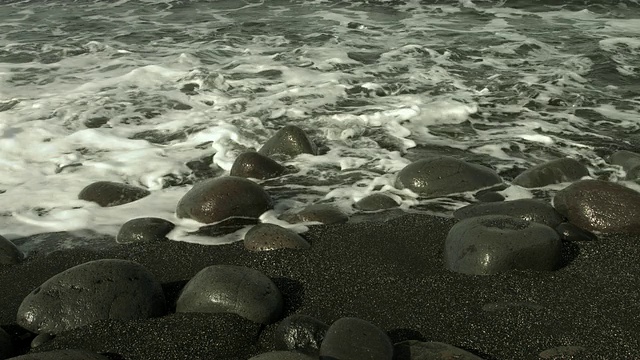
[609,150,640,179]
[259,125,317,158]
[512,158,588,188]
[230,151,286,180]
[16,259,166,334]
[116,217,175,244]
[395,156,502,197]
[319,317,393,360]
[78,181,150,207]
[0,235,23,265]
[454,199,564,228]
[445,215,562,275]
[244,224,310,252]
[176,265,283,324]
[176,176,273,224]
[553,179,640,233]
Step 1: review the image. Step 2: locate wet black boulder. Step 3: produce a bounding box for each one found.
[78,181,150,207]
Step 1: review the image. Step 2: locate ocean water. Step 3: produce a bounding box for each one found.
[1,0,640,246]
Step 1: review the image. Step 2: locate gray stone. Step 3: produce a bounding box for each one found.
[320,317,393,360]
[230,151,286,180]
[610,150,640,179]
[249,351,315,360]
[6,349,109,360]
[0,327,12,360]
[244,224,310,252]
[354,193,399,211]
[176,265,283,324]
[554,180,640,233]
[176,176,273,224]
[474,190,505,202]
[17,259,166,334]
[78,181,150,207]
[0,235,23,265]
[395,157,502,197]
[512,158,588,188]
[453,199,564,228]
[282,204,348,225]
[445,215,562,275]
[274,314,329,355]
[259,125,317,158]
[394,340,484,360]
[116,217,175,244]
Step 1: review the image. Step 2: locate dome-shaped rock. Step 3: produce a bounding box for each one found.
[553,179,640,233]
[394,340,485,360]
[395,157,502,197]
[176,176,273,224]
[1,235,23,265]
[445,215,562,275]
[512,158,588,188]
[78,181,150,207]
[281,204,348,225]
[454,199,564,228]
[17,259,166,334]
[274,314,328,355]
[354,193,399,211]
[244,224,310,251]
[6,349,110,360]
[116,217,175,244]
[230,151,286,180]
[320,317,393,360]
[248,351,315,360]
[176,265,283,324]
[258,125,317,158]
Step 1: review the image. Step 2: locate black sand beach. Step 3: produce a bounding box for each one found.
[1,212,639,359]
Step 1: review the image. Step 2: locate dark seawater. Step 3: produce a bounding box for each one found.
[0,0,639,243]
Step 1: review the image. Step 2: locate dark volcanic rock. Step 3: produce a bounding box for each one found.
[30,333,54,349]
[555,222,597,242]
[78,181,150,207]
[454,199,564,228]
[512,158,588,188]
[395,156,502,197]
[610,150,640,179]
[274,314,328,355]
[320,317,393,360]
[554,179,640,233]
[249,351,315,360]
[193,217,260,237]
[176,176,273,224]
[394,340,484,360]
[6,349,109,360]
[0,235,24,265]
[116,217,175,244]
[244,224,310,252]
[281,204,348,225]
[258,125,317,158]
[474,190,505,202]
[176,265,283,324]
[0,327,12,359]
[445,215,562,275]
[230,151,286,180]
[16,259,166,334]
[354,193,399,211]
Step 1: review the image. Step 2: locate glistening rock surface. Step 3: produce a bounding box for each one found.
[454,199,564,228]
[77,181,150,207]
[512,158,588,188]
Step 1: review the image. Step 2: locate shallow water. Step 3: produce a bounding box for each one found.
[1,0,640,245]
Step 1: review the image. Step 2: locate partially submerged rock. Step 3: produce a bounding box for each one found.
[244,224,310,252]
[454,199,564,228]
[281,204,348,225]
[78,181,150,207]
[354,193,399,211]
[512,158,588,188]
[259,125,317,158]
[116,217,175,244]
[230,151,286,180]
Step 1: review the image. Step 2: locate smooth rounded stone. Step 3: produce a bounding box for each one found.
[176,265,283,324]
[445,215,562,275]
[538,345,587,359]
[116,217,175,244]
[395,156,502,197]
[282,204,348,225]
[0,235,24,265]
[176,176,273,224]
[474,190,505,202]
[554,179,640,233]
[555,222,597,242]
[17,259,166,334]
[274,314,329,355]
[30,333,55,349]
[230,151,286,180]
[244,224,310,252]
[0,327,12,360]
[249,351,315,360]
[354,193,399,211]
[258,125,317,158]
[394,340,484,360]
[610,150,640,179]
[78,181,150,207]
[453,199,564,228]
[512,158,588,188]
[6,349,109,360]
[320,317,393,360]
